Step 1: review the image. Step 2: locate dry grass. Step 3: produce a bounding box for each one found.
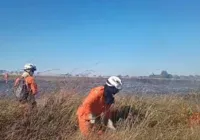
[0,92,200,140]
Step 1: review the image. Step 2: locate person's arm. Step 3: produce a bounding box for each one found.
[104,105,116,130]
[104,105,112,119]
[14,78,21,87]
[28,77,38,95]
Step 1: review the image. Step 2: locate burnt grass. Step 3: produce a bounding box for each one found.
[0,76,200,139]
[1,76,200,98]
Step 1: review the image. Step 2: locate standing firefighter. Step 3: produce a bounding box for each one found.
[4,72,8,84]
[77,76,122,136]
[14,64,38,108]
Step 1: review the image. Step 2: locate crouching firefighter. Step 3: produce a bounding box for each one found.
[77,76,122,136]
[14,64,38,108]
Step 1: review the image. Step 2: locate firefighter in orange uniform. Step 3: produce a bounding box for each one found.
[77,76,122,136]
[14,64,38,107]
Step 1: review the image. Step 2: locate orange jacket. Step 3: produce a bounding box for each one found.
[77,86,111,120]
[14,76,38,95]
[189,112,200,127]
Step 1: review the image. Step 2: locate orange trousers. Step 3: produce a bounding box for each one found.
[77,114,91,136]
[77,114,104,137]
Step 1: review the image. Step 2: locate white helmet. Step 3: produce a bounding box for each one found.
[106,76,122,90]
[24,63,37,71]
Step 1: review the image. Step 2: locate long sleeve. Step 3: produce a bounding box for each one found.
[82,91,99,120]
[14,78,20,87]
[26,77,38,95]
[104,105,112,120]
[30,78,38,95]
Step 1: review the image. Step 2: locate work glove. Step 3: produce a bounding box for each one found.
[107,119,116,131]
[88,114,96,124]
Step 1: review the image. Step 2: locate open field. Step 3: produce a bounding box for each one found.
[0,76,200,139]
[0,76,200,97]
[1,92,200,140]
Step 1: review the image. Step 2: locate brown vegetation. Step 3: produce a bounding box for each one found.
[0,91,200,140]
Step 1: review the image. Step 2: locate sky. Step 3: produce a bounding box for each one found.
[0,0,200,76]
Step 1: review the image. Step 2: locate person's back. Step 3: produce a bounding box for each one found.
[24,75,37,107]
[14,64,38,108]
[24,75,38,95]
[77,86,111,120]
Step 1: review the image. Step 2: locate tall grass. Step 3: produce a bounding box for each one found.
[0,92,200,140]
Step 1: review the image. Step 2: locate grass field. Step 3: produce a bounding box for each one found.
[1,90,200,140]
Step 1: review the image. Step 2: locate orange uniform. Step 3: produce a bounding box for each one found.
[189,112,200,127]
[25,76,38,95]
[15,76,38,95]
[77,86,111,136]
[15,75,38,107]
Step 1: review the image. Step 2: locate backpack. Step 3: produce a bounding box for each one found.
[14,77,29,101]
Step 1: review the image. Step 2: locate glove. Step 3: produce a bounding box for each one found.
[107,119,116,130]
[88,114,96,124]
